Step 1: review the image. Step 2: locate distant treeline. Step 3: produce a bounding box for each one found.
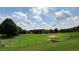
[25,26,79,34]
[59,26,79,33]
[25,29,58,34]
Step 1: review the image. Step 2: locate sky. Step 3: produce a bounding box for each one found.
[0,7,79,30]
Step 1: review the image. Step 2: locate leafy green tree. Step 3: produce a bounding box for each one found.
[0,18,18,37]
[54,28,58,33]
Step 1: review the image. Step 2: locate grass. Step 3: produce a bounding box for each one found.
[0,32,79,51]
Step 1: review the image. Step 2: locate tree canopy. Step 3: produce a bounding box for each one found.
[0,18,18,37]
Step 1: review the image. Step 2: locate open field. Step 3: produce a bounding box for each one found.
[0,32,79,51]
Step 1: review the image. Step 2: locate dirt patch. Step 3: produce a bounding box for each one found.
[47,34,59,42]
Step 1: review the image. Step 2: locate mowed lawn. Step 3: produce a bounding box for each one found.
[0,32,79,51]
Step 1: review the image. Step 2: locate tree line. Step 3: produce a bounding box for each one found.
[25,28,58,34]
[26,26,79,34]
[59,26,79,33]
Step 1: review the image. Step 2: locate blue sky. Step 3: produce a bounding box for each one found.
[0,7,79,30]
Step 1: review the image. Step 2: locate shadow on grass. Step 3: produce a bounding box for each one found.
[0,35,15,40]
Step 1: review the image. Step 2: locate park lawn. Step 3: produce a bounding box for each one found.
[0,32,79,51]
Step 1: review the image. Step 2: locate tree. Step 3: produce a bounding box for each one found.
[49,29,53,34]
[0,18,18,37]
[21,30,27,34]
[0,24,1,34]
[17,26,23,34]
[54,28,58,33]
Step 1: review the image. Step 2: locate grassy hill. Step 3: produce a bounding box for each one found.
[0,32,79,51]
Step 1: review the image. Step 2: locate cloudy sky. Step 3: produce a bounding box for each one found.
[0,7,79,30]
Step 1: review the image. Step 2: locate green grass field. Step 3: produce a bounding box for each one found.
[0,32,79,51]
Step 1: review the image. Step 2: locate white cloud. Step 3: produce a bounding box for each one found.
[53,10,72,20]
[31,7,48,16]
[33,15,43,21]
[41,22,52,29]
[17,22,26,29]
[17,22,32,30]
[66,16,79,21]
[12,11,31,24]
[41,22,48,26]
[31,7,49,22]
[31,22,39,29]
[13,12,27,19]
